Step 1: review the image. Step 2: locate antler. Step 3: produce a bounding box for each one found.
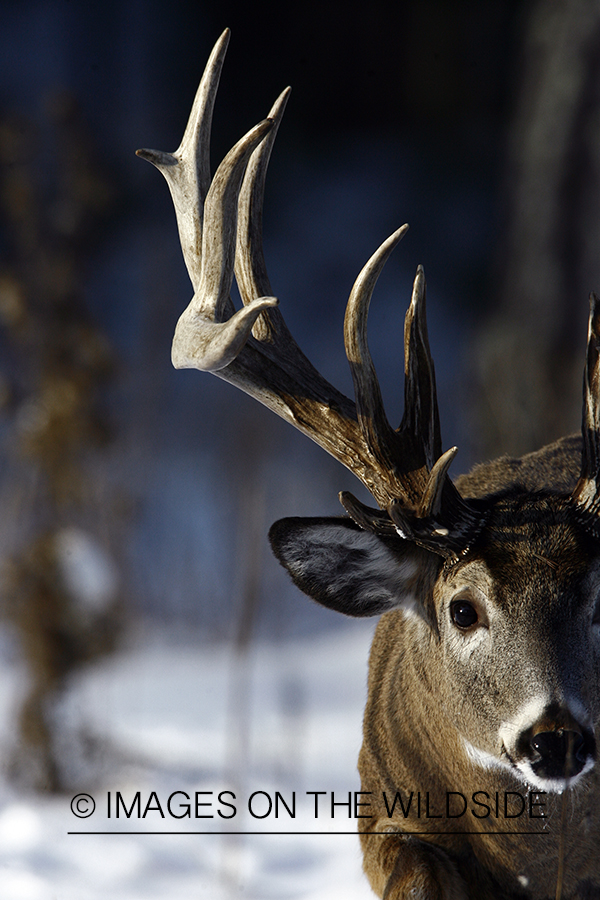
[573,292,600,514]
[137,29,481,558]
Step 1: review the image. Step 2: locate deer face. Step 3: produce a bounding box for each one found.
[430,492,600,792]
[270,490,600,793]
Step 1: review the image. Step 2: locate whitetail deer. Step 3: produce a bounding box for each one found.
[138,30,600,900]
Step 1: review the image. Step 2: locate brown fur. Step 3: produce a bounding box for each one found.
[356,434,600,899]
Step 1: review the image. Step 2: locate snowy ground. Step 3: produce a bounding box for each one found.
[0,622,377,899]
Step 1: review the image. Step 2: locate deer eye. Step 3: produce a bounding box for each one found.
[450,598,479,629]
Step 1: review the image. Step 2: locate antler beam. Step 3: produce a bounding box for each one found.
[137,29,479,555]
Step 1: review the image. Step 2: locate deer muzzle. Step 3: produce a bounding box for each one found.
[516,709,596,783]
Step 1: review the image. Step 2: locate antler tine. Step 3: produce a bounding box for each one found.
[194,119,275,325]
[344,225,409,471]
[573,291,600,511]
[344,238,451,511]
[342,256,479,553]
[136,28,231,290]
[417,446,458,518]
[235,87,291,342]
[401,266,443,470]
[170,117,279,372]
[177,28,231,202]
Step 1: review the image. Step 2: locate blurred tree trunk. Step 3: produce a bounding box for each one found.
[0,96,124,791]
[476,0,600,458]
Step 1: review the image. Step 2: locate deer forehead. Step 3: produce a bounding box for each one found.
[438,501,600,616]
[438,556,591,625]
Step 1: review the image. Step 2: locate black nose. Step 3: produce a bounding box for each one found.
[530,729,590,780]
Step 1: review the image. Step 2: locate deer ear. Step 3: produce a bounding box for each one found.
[269,517,435,618]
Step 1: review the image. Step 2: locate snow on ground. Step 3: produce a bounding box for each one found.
[0,622,378,899]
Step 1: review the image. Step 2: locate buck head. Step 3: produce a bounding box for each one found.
[270,483,600,792]
[138,29,600,798]
[268,288,600,794]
